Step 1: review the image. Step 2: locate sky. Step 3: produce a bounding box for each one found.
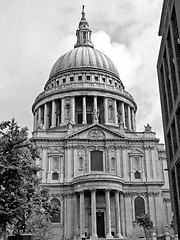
[0,0,164,142]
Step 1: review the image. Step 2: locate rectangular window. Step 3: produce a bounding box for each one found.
[95,76,98,81]
[176,104,180,142]
[70,76,74,82]
[91,151,103,171]
[87,113,92,124]
[160,65,169,125]
[78,76,82,81]
[163,51,173,112]
[167,31,178,100]
[77,113,83,124]
[171,119,178,153]
[63,78,66,83]
[171,6,180,85]
[171,169,180,228]
[50,156,60,171]
[167,131,173,161]
[86,75,91,81]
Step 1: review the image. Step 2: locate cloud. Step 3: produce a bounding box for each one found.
[0,0,164,141]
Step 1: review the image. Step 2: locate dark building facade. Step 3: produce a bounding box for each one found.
[157,0,180,236]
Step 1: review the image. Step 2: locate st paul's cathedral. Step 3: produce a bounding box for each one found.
[32,6,171,240]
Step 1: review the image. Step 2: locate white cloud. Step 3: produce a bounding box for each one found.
[0,0,164,141]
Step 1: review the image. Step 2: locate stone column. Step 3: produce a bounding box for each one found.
[61,98,65,125]
[38,107,41,126]
[72,96,75,124]
[127,105,131,130]
[115,191,123,238]
[114,100,118,125]
[80,191,85,238]
[82,96,87,124]
[73,193,78,237]
[91,190,98,238]
[120,193,125,237]
[51,100,56,127]
[131,109,135,131]
[44,103,48,129]
[105,190,113,238]
[34,110,38,130]
[104,98,108,124]
[94,96,98,112]
[121,102,125,127]
[33,113,36,131]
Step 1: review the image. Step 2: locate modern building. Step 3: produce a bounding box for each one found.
[157,0,180,236]
[32,6,171,240]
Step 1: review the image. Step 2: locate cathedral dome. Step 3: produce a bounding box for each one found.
[49,47,120,80]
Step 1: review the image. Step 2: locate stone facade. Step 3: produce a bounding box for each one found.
[32,6,171,240]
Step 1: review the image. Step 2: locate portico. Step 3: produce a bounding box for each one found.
[73,188,124,239]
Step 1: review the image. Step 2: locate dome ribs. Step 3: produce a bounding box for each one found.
[49,47,120,80]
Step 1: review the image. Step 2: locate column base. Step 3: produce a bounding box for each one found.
[106,233,113,239]
[80,234,86,239]
[90,234,98,239]
[115,233,123,239]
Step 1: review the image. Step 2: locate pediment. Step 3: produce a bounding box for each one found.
[64,124,126,140]
[47,146,64,154]
[129,148,143,156]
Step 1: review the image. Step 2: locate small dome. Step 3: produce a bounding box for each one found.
[49,46,120,80]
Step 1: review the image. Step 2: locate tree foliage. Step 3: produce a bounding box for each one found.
[134,214,154,239]
[0,119,58,239]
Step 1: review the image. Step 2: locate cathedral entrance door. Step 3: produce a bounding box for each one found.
[96,211,105,237]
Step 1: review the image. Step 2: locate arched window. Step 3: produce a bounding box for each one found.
[134,197,145,219]
[134,170,141,179]
[51,198,61,223]
[52,172,59,180]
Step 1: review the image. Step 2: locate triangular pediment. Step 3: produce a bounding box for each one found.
[129,148,144,156]
[64,124,126,140]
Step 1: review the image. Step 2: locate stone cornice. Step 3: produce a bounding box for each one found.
[32,86,137,112]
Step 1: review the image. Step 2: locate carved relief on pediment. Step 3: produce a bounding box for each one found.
[47,146,64,154]
[87,129,105,139]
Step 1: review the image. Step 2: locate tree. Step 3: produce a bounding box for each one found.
[0,119,58,239]
[134,213,154,239]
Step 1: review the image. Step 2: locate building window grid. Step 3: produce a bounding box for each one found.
[171,169,180,227]
[160,65,169,125]
[167,130,173,161]
[163,50,173,113]
[167,29,178,101]
[171,118,178,153]
[170,10,180,87]
[176,105,180,144]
